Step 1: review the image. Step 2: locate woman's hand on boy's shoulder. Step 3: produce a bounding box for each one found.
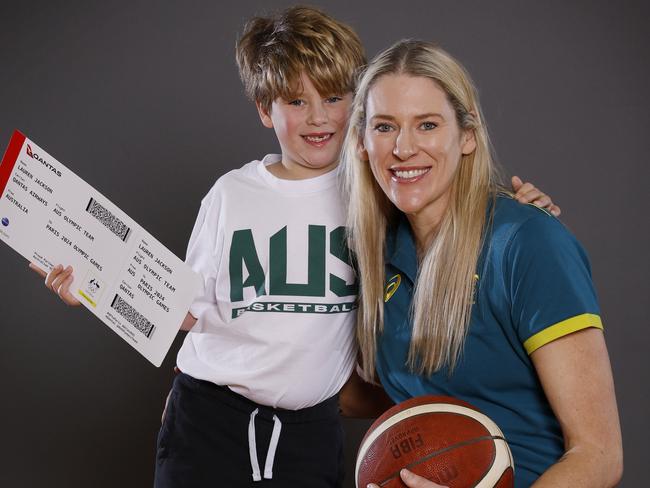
[29,262,81,306]
[511,176,561,217]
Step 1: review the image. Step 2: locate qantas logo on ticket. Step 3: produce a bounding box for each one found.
[26,144,62,177]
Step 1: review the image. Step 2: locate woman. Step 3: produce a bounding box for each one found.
[342,40,622,487]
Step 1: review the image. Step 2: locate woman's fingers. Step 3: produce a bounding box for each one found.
[399,469,448,488]
[366,469,448,488]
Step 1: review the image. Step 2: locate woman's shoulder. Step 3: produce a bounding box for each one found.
[489,194,586,263]
[493,193,555,223]
[492,193,564,235]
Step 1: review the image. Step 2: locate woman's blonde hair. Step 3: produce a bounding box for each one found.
[342,39,503,379]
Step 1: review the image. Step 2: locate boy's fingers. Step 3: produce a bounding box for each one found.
[50,266,73,294]
[45,264,64,289]
[29,262,48,278]
[41,264,80,306]
[511,175,523,191]
[531,195,552,208]
[549,204,562,217]
[60,274,73,294]
[514,182,536,200]
[60,275,81,306]
[54,268,73,293]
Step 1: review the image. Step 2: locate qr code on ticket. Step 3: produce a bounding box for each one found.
[85,197,131,242]
[110,294,155,339]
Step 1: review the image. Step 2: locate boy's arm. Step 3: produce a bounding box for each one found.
[339,368,394,418]
[180,312,197,331]
[511,176,561,216]
[30,263,81,306]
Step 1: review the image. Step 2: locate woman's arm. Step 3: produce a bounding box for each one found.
[370,328,623,488]
[338,368,395,418]
[531,328,623,487]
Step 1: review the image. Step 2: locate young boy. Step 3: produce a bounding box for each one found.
[154,7,365,487]
[38,6,558,488]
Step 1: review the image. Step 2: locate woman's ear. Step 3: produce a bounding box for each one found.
[461,128,477,155]
[256,101,274,129]
[357,138,369,161]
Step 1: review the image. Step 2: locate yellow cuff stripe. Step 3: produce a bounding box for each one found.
[524,313,603,354]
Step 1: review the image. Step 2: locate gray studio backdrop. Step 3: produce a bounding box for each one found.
[1,1,647,486]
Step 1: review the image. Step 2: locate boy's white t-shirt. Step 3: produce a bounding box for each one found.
[176,155,358,410]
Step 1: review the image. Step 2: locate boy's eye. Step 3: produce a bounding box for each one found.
[420,121,437,130]
[325,96,343,103]
[288,99,305,106]
[373,123,393,133]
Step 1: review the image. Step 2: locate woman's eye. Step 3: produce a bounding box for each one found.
[420,121,437,130]
[374,123,393,133]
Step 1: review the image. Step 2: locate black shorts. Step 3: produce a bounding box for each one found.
[154,373,345,488]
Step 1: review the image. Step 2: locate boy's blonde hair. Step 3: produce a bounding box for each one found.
[236,6,365,111]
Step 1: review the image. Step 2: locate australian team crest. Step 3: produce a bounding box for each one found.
[384,274,401,302]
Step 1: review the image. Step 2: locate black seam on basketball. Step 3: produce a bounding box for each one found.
[376,435,506,487]
[470,432,500,488]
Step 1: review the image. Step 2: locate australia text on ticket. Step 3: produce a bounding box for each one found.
[0,130,201,366]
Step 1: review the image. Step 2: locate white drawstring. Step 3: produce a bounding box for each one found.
[264,414,282,479]
[248,408,283,481]
[248,408,262,481]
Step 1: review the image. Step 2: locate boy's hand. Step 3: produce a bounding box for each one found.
[29,263,81,306]
[367,469,448,488]
[511,175,561,217]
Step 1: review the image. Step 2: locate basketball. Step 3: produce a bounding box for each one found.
[355,395,514,487]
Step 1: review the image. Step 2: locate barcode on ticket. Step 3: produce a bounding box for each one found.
[86,197,131,242]
[110,294,155,338]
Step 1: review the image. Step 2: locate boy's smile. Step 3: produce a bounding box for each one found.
[257,72,352,180]
[302,132,333,147]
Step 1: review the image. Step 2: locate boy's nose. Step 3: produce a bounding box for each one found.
[308,103,329,125]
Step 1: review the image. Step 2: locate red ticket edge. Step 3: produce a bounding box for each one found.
[0,130,27,194]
